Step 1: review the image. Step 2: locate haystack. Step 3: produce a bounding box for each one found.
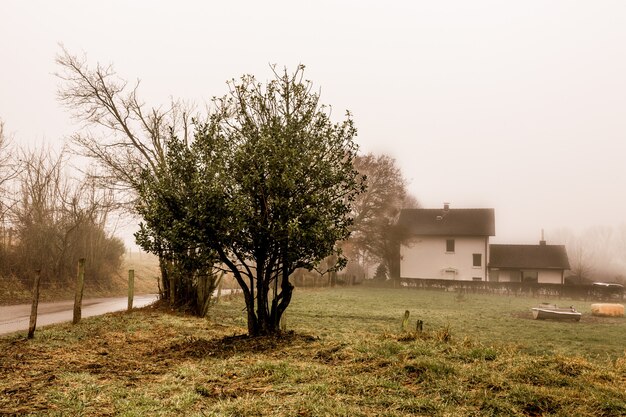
[590,303,625,317]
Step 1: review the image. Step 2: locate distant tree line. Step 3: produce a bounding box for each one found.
[551,226,626,285]
[0,120,124,291]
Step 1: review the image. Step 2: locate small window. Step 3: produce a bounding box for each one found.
[473,253,482,267]
[472,277,482,281]
[446,239,455,253]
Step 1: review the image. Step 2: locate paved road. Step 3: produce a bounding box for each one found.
[0,294,158,336]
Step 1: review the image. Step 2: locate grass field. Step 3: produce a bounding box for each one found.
[1,286,625,416]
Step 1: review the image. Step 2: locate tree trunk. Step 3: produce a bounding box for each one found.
[214,272,224,304]
[158,255,169,301]
[168,261,175,306]
[196,272,216,317]
[246,290,259,336]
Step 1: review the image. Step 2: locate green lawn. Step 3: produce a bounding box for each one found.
[282,287,626,360]
[1,286,625,416]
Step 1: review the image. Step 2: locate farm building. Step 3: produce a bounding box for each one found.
[488,243,570,284]
[397,204,570,283]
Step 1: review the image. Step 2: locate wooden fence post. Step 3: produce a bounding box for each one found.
[73,258,86,324]
[128,269,135,311]
[401,310,410,331]
[416,319,423,333]
[27,269,42,339]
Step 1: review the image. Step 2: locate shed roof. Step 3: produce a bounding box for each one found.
[397,208,495,237]
[489,244,570,270]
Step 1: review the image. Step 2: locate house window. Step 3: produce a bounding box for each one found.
[472,277,482,281]
[446,239,455,253]
[522,270,538,284]
[473,253,482,267]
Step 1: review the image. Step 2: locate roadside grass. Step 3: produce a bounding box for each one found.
[0,287,624,416]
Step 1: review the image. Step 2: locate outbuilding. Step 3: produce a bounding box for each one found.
[488,242,570,284]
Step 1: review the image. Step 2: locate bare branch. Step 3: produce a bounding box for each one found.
[55,46,196,210]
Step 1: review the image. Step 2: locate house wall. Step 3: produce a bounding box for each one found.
[538,270,562,284]
[401,236,488,281]
[489,268,563,284]
[489,269,520,282]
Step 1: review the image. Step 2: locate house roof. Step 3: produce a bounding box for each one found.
[397,208,495,236]
[489,244,570,270]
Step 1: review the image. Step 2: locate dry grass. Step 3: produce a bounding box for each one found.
[116,251,160,295]
[0,252,159,305]
[1,287,625,416]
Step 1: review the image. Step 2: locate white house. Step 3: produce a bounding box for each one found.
[397,204,496,281]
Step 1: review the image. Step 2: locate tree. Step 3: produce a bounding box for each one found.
[552,226,623,283]
[0,119,17,226]
[56,47,196,302]
[135,138,219,316]
[8,146,123,288]
[0,119,16,271]
[136,66,363,335]
[348,153,418,281]
[56,47,193,195]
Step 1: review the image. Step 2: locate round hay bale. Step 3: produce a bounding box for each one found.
[590,303,624,317]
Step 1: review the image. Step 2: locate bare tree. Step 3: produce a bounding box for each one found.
[55,46,194,201]
[347,153,419,281]
[552,226,624,283]
[552,228,594,282]
[10,147,122,288]
[56,47,196,299]
[0,119,16,270]
[0,119,18,225]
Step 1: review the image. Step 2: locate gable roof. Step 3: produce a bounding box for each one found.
[489,244,570,270]
[397,208,495,236]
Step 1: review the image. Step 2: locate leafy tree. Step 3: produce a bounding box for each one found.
[135,138,218,316]
[136,66,363,335]
[348,153,418,281]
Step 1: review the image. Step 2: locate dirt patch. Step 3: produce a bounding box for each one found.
[157,331,319,360]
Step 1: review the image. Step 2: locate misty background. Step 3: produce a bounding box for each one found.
[1,1,626,279]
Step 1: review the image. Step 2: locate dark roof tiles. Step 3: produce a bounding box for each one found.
[489,244,570,270]
[397,208,495,236]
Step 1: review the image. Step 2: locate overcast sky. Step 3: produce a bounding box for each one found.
[2,1,626,245]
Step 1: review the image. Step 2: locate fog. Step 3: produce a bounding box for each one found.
[2,0,626,246]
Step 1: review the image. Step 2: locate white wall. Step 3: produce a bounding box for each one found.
[538,270,562,284]
[489,268,563,284]
[401,236,488,281]
[490,269,519,282]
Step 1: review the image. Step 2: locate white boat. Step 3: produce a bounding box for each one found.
[531,304,581,321]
